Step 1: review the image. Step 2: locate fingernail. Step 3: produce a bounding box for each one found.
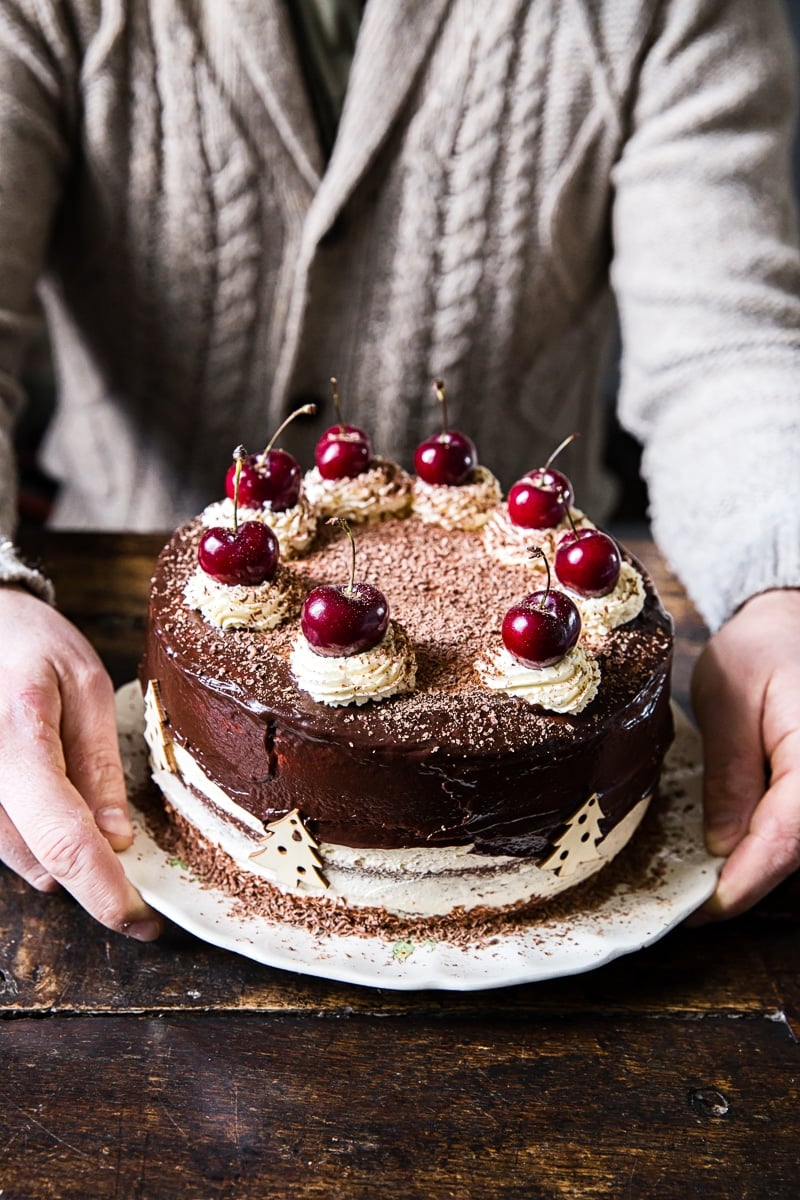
[705,813,740,856]
[96,805,133,840]
[124,918,163,942]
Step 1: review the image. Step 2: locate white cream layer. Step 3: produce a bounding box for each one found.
[143,726,651,917]
[302,458,413,523]
[412,466,502,531]
[201,495,317,558]
[184,565,299,631]
[476,644,601,714]
[290,622,417,707]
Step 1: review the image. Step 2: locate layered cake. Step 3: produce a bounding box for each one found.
[139,394,674,933]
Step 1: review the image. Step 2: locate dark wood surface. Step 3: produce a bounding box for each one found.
[3,529,799,1199]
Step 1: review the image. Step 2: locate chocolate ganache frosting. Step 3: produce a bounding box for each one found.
[140,516,674,858]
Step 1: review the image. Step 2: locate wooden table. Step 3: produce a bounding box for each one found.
[3,530,799,1199]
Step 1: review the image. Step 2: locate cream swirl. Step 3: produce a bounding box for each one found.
[200,495,317,558]
[290,622,417,707]
[303,457,413,523]
[184,565,303,631]
[482,505,594,567]
[475,644,600,714]
[569,562,646,643]
[412,466,502,531]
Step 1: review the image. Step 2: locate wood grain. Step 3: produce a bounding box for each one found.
[1,863,799,1020]
[1,1014,798,1199]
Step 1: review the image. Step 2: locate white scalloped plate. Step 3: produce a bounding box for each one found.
[116,683,721,991]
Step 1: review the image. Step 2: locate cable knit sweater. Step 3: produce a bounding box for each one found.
[1,0,800,630]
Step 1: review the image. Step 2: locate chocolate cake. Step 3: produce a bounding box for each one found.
[139,496,674,929]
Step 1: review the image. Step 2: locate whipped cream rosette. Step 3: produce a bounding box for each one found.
[201,406,321,558]
[184,564,303,631]
[476,643,600,714]
[567,561,646,643]
[303,457,413,524]
[549,524,645,644]
[291,621,417,707]
[482,505,594,567]
[412,465,502,531]
[410,379,501,530]
[201,494,317,558]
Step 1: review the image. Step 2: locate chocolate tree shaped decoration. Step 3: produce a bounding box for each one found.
[143,680,176,774]
[541,793,606,876]
[250,809,329,891]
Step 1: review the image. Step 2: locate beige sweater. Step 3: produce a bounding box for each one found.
[1,0,799,630]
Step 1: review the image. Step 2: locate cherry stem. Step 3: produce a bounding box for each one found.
[564,499,579,540]
[528,545,551,607]
[544,431,580,472]
[231,444,247,534]
[328,516,356,595]
[330,377,343,432]
[434,378,449,436]
[263,403,317,455]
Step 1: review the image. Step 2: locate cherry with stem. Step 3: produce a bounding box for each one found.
[554,506,621,598]
[506,431,580,530]
[200,445,280,585]
[301,518,389,656]
[414,378,478,487]
[226,403,317,511]
[315,378,372,480]
[501,546,581,668]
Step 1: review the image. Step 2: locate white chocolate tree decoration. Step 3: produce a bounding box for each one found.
[541,793,606,876]
[250,809,329,892]
[143,679,176,773]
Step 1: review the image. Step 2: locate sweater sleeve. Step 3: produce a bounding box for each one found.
[0,0,77,598]
[611,0,800,631]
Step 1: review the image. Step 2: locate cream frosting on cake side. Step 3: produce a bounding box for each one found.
[141,679,653,918]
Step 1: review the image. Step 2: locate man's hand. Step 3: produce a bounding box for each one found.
[0,588,163,940]
[691,588,800,920]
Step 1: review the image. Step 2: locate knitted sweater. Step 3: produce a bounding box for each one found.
[1,0,800,630]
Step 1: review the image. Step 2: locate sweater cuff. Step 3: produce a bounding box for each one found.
[0,537,56,605]
[651,513,800,634]
[711,523,800,631]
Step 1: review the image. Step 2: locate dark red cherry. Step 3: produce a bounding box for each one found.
[198,522,279,586]
[225,448,302,512]
[507,468,573,530]
[414,432,477,486]
[555,529,621,598]
[414,378,478,486]
[301,582,389,657]
[501,589,581,669]
[314,378,372,481]
[315,423,372,480]
[225,403,316,511]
